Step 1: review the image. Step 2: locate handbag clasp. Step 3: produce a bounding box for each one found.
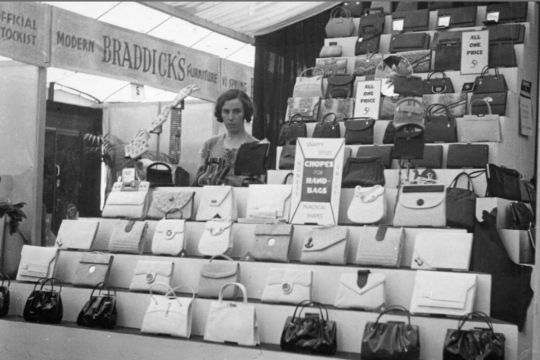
[281,282,293,294]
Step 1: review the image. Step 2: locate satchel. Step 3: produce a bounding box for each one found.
[412,231,473,270]
[433,31,463,71]
[393,183,446,227]
[55,219,99,250]
[102,181,150,219]
[313,112,341,139]
[146,162,173,187]
[410,270,477,316]
[344,118,375,145]
[392,9,429,32]
[342,156,385,188]
[489,24,525,44]
[318,98,354,122]
[301,226,348,265]
[129,260,174,293]
[456,97,501,142]
[353,53,383,76]
[437,6,477,28]
[361,305,420,360]
[252,224,293,262]
[23,277,63,323]
[77,282,117,329]
[358,7,385,36]
[423,71,454,94]
[489,43,517,68]
[261,268,312,304]
[486,163,522,201]
[204,283,260,346]
[389,33,430,53]
[245,184,292,221]
[422,92,467,117]
[286,97,320,122]
[147,189,194,219]
[446,144,489,169]
[347,185,386,224]
[424,104,457,143]
[151,219,186,256]
[198,254,239,299]
[234,141,269,177]
[334,270,386,310]
[356,145,393,169]
[319,42,343,58]
[196,185,237,221]
[0,274,10,317]
[198,220,234,256]
[314,57,348,76]
[472,67,507,115]
[355,226,404,267]
[411,145,443,168]
[73,253,114,287]
[293,67,326,98]
[391,124,425,160]
[354,34,380,55]
[108,220,147,254]
[278,114,307,146]
[279,145,296,170]
[17,245,58,282]
[393,97,425,129]
[325,6,355,38]
[280,300,337,355]
[395,50,431,73]
[485,2,528,24]
[326,74,355,99]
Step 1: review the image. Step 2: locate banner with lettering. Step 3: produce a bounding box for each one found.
[220,59,254,98]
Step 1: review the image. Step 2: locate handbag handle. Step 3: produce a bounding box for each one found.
[282,172,294,185]
[320,112,338,125]
[91,281,117,299]
[480,65,500,78]
[427,71,447,80]
[39,277,62,294]
[165,285,196,300]
[0,273,9,289]
[330,6,352,19]
[218,282,248,303]
[373,305,412,326]
[457,311,495,332]
[426,103,452,120]
[468,97,494,116]
[291,300,329,322]
[449,171,474,191]
[298,67,325,97]
[396,97,424,111]
[289,113,307,124]
[147,162,172,172]
[207,220,233,235]
[208,254,235,263]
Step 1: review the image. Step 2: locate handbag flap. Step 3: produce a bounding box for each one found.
[265,268,312,287]
[203,186,233,207]
[106,190,147,206]
[155,219,185,240]
[133,260,174,277]
[201,259,239,278]
[391,33,429,50]
[339,272,386,295]
[247,185,292,218]
[345,119,375,131]
[79,253,113,266]
[438,6,477,25]
[433,31,463,47]
[393,9,429,29]
[304,226,348,252]
[113,220,147,238]
[19,245,58,276]
[204,220,233,236]
[56,219,99,248]
[412,232,473,270]
[415,271,477,309]
[489,24,524,43]
[146,295,192,315]
[254,224,293,237]
[399,184,446,209]
[327,75,355,86]
[153,191,194,213]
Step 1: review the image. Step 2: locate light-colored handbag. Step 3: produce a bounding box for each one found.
[411,231,473,271]
[325,6,355,38]
[73,253,114,286]
[198,220,233,256]
[347,185,386,224]
[16,245,59,282]
[286,96,321,122]
[261,268,312,304]
[355,226,404,267]
[108,220,147,254]
[245,184,292,221]
[196,186,237,221]
[319,42,343,58]
[334,271,386,310]
[151,219,186,256]
[393,183,446,227]
[129,260,174,293]
[55,219,99,250]
[456,97,502,143]
[318,98,355,121]
[147,189,195,219]
[141,283,195,338]
[410,270,477,317]
[293,67,326,98]
[198,255,239,299]
[300,226,348,265]
[204,283,260,346]
[102,181,150,219]
[252,224,293,262]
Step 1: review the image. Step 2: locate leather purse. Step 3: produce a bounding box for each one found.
[334,271,386,310]
[129,260,174,293]
[235,142,269,177]
[146,162,173,187]
[55,219,99,250]
[412,231,473,270]
[391,124,425,160]
[433,31,463,71]
[446,172,479,230]
[393,183,446,227]
[361,305,420,360]
[344,118,375,145]
[279,145,296,170]
[423,71,454,94]
[446,144,489,169]
[300,226,348,265]
[261,268,312,304]
[318,98,354,121]
[355,226,404,267]
[489,43,517,68]
[108,220,147,254]
[252,224,293,262]
[0,274,9,317]
[313,113,341,138]
[358,7,385,36]
[326,74,355,98]
[17,245,58,282]
[395,50,431,73]
[147,189,194,219]
[278,114,307,146]
[422,92,467,117]
[380,95,402,120]
[485,2,528,24]
[389,33,431,53]
[204,283,260,346]
[353,53,383,76]
[411,144,443,168]
[356,145,393,169]
[102,181,150,219]
[424,104,457,143]
[342,156,385,188]
[319,42,343,58]
[355,34,381,55]
[457,97,501,142]
[315,57,348,76]
[77,282,117,329]
[394,97,425,129]
[23,277,63,323]
[245,184,292,221]
[286,97,321,122]
[392,9,429,32]
[347,185,386,224]
[198,255,239,299]
[410,270,477,316]
[280,300,337,355]
[437,6,477,28]
[472,67,507,115]
[198,220,234,256]
[151,219,186,256]
[325,6,355,38]
[486,163,523,201]
[293,67,326,98]
[196,185,237,221]
[73,253,114,287]
[489,24,525,44]
[393,76,426,97]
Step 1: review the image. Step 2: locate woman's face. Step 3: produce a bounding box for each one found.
[221,98,245,135]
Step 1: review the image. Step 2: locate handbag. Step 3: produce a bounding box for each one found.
[315,57,348,76]
[16,245,58,282]
[410,270,477,316]
[293,67,325,98]
[23,277,63,323]
[278,113,307,146]
[108,220,147,254]
[55,219,99,250]
[151,219,186,255]
[446,144,489,169]
[443,311,506,360]
[261,268,312,304]
[0,274,10,317]
[489,43,517,68]
[380,95,402,120]
[393,97,425,129]
[252,224,293,262]
[489,24,525,44]
[437,6,477,28]
[395,50,432,73]
[456,97,501,143]
[486,163,522,201]
[196,185,237,221]
[77,282,117,329]
[347,185,386,224]
[356,145,393,169]
[234,141,269,176]
[389,33,431,53]
[392,9,429,32]
[325,74,355,98]
[412,231,473,270]
[510,202,534,230]
[472,67,507,115]
[325,6,355,38]
[313,113,341,139]
[411,145,443,168]
[393,183,446,227]
[391,124,425,160]
[198,254,239,299]
[124,129,150,159]
[424,104,457,143]
[334,270,386,310]
[344,118,375,145]
[355,225,404,267]
[423,71,454,94]
[342,156,385,188]
[393,76,426,97]
[129,260,174,293]
[361,305,420,360]
[433,31,463,71]
[353,53,383,76]
[280,300,337,355]
[279,145,296,170]
[318,97,354,121]
[300,226,348,265]
[358,7,385,36]
[102,181,150,219]
[355,34,381,55]
[485,2,528,24]
[286,97,320,122]
[147,189,194,219]
[319,42,343,58]
[198,220,234,256]
[204,283,260,346]
[73,253,114,287]
[146,162,173,187]
[245,184,292,221]
[422,92,467,117]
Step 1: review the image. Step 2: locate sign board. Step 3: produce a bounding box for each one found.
[289,138,345,225]
[220,59,254,98]
[354,80,381,119]
[0,2,50,66]
[461,30,488,74]
[519,80,534,137]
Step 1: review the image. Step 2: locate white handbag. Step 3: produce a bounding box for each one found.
[196,186,237,221]
[347,185,386,224]
[334,271,386,310]
[108,220,147,254]
[411,231,473,271]
[73,253,114,286]
[261,268,312,304]
[456,97,502,143]
[198,220,233,256]
[292,67,326,98]
[410,270,477,317]
[147,189,195,219]
[102,181,150,219]
[204,283,260,346]
[198,255,239,299]
[55,219,99,250]
[16,245,59,282]
[355,226,404,267]
[252,224,293,262]
[129,260,174,293]
[151,219,186,256]
[300,226,348,264]
[245,184,292,221]
[393,183,446,227]
[141,283,195,338]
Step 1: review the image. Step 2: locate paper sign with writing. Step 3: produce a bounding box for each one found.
[519,80,534,137]
[220,59,254,98]
[461,30,488,75]
[354,80,381,119]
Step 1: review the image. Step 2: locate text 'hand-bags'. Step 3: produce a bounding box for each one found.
[457,97,502,143]
[446,144,489,169]
[355,225,404,267]
[196,185,237,221]
[334,271,386,310]
[347,185,386,224]
[446,172,478,230]
[23,277,63,324]
[486,163,523,201]
[198,254,239,299]
[55,219,99,250]
[151,219,186,256]
[286,97,321,122]
[393,183,446,227]
[102,181,150,219]
[278,114,307,146]
[108,220,147,254]
[204,283,260,346]
[261,268,312,304]
[129,260,174,293]
[245,184,292,221]
[147,189,194,219]
[410,270,477,317]
[77,282,117,329]
[17,245,58,282]
[252,224,293,262]
[412,231,473,271]
[424,104,457,143]
[198,220,233,256]
[325,6,355,38]
[301,226,348,265]
[73,253,114,287]
[313,113,341,139]
[344,118,375,145]
[293,67,326,98]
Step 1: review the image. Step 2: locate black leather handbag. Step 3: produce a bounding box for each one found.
[392,9,429,32]
[146,162,174,187]
[358,7,385,36]
[392,124,425,160]
[278,113,307,146]
[424,104,457,143]
[446,144,489,169]
[0,274,9,317]
[433,31,463,71]
[485,2,528,24]
[489,43,517,68]
[279,145,296,170]
[472,67,508,116]
[437,6,477,28]
[355,34,381,55]
[344,118,375,145]
[486,163,522,201]
[489,24,525,44]
[23,277,63,324]
[389,33,431,53]
[423,71,454,94]
[446,172,478,229]
[342,156,385,188]
[234,141,269,176]
[326,74,355,99]
[412,144,443,168]
[313,113,340,138]
[356,145,393,168]
[77,282,117,329]
[393,76,426,97]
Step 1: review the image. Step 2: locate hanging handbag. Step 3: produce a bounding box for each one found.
[197,254,239,299]
[73,253,114,287]
[355,34,381,55]
[23,277,63,323]
[393,97,425,129]
[391,124,425,160]
[325,6,355,38]
[278,113,307,146]
[204,283,260,346]
[456,97,501,143]
[326,74,355,99]
[353,53,383,77]
[437,6,477,28]
[446,144,489,169]
[77,282,117,329]
[358,7,385,36]
[313,113,341,139]
[392,9,429,32]
[319,42,343,58]
[342,156,385,188]
[472,67,507,116]
[424,104,457,143]
[486,163,522,201]
[389,33,431,53]
[356,145,393,169]
[318,98,354,121]
[300,226,348,265]
[234,141,269,176]
[361,305,420,360]
[286,97,320,122]
[411,145,443,168]
[489,24,525,44]
[422,92,467,117]
[395,50,431,73]
[315,57,348,76]
[423,71,454,94]
[485,2,528,24]
[196,185,237,221]
[411,231,473,270]
[293,67,326,98]
[393,183,446,227]
[280,300,337,355]
[129,260,174,293]
[252,224,293,262]
[151,219,186,256]
[17,245,58,282]
[55,219,99,250]
[0,274,9,317]
[344,118,375,145]
[261,268,312,304]
[245,184,292,221]
[147,189,194,219]
[334,270,386,310]
[433,31,463,71]
[146,162,173,187]
[355,225,404,267]
[198,220,234,256]
[108,220,147,254]
[347,185,386,224]
[102,181,150,219]
[279,145,296,170]
[489,43,517,68]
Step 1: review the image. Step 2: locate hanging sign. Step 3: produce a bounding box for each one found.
[460,30,488,75]
[289,138,345,225]
[220,59,254,98]
[354,79,381,119]
[519,80,534,137]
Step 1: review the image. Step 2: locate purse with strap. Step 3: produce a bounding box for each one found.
[433,31,463,71]
[151,219,186,256]
[393,76,426,97]
[393,183,446,227]
[355,34,381,55]
[318,98,354,122]
[102,181,150,219]
[446,172,478,230]
[347,185,386,224]
[325,74,355,99]
[325,6,355,38]
[293,67,326,98]
[146,162,173,187]
[313,113,340,139]
[411,144,443,168]
[300,226,348,265]
[486,163,523,201]
[457,97,502,143]
[234,141,269,176]
[315,57,348,76]
[423,71,454,94]
[472,67,507,116]
[196,185,237,221]
[147,189,194,219]
[424,104,457,143]
[392,9,429,32]
[389,33,431,53]
[198,255,239,299]
[353,53,383,76]
[278,114,307,146]
[358,7,385,36]
[342,156,385,188]
[319,42,342,58]
[344,118,375,145]
[422,92,467,117]
[391,124,425,160]
[23,277,63,323]
[355,226,404,267]
[77,282,117,329]
[447,144,489,169]
[252,224,293,262]
[356,145,393,169]
[286,97,320,122]
[198,220,234,256]
[395,50,432,73]
[108,220,147,254]
[73,253,114,287]
[17,245,59,282]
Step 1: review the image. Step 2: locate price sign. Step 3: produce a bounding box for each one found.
[461,30,488,75]
[519,80,534,136]
[392,18,404,32]
[437,15,451,28]
[354,80,381,119]
[485,11,500,24]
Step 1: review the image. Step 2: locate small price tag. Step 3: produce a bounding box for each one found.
[329,41,338,46]
[486,11,500,23]
[392,18,404,32]
[437,15,451,28]
[357,37,364,43]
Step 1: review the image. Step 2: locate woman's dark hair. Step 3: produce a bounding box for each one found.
[214,89,254,123]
